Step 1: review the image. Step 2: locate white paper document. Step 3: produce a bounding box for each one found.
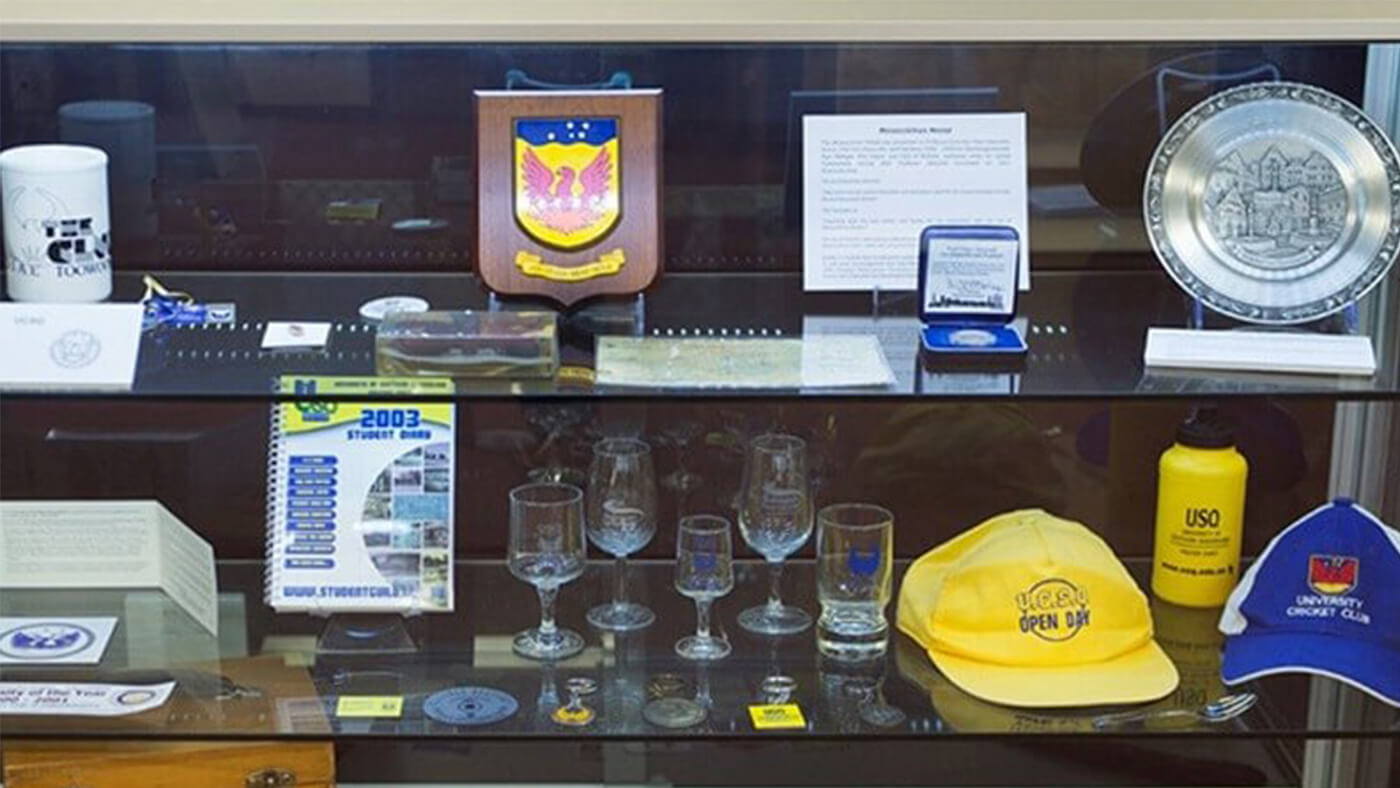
[0,302,142,389]
[0,500,218,636]
[803,113,1028,292]
[799,334,896,388]
[0,617,118,665]
[596,336,894,389]
[1144,328,1377,377]
[262,321,331,349]
[0,680,176,716]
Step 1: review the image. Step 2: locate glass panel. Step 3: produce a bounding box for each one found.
[0,42,1373,273]
[0,560,1394,747]
[0,270,1395,399]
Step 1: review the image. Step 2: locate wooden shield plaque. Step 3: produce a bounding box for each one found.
[475,89,662,307]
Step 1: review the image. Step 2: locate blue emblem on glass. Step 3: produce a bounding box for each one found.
[848,547,881,577]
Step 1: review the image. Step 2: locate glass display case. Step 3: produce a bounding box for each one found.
[1,5,1398,786]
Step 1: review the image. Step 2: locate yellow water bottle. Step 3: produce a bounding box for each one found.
[1151,406,1248,607]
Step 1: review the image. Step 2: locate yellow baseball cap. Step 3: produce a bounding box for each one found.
[896,509,1179,708]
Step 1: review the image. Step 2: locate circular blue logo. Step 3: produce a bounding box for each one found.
[423,686,518,726]
[0,622,96,660]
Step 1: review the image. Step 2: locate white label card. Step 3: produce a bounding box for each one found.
[262,321,331,349]
[924,236,1018,317]
[803,113,1028,292]
[0,680,176,717]
[0,617,118,665]
[0,303,142,389]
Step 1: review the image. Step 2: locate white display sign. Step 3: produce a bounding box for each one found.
[0,680,176,717]
[0,617,118,665]
[0,500,218,636]
[802,113,1028,292]
[0,302,142,389]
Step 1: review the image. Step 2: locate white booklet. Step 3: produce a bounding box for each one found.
[265,377,456,613]
[0,500,218,635]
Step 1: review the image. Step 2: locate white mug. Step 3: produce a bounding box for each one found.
[0,144,113,302]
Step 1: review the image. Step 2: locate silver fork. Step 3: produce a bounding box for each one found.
[1092,693,1258,730]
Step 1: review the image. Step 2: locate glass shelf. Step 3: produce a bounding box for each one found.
[3,559,1396,746]
[3,268,1398,402]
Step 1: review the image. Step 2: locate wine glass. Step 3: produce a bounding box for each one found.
[508,482,588,660]
[737,433,813,635]
[659,418,705,492]
[585,437,658,631]
[674,514,735,660]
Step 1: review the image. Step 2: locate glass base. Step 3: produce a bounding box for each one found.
[817,629,888,662]
[316,613,418,655]
[738,603,812,635]
[512,627,585,660]
[675,634,731,661]
[818,610,889,662]
[586,601,656,631]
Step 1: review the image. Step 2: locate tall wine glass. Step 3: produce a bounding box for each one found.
[508,482,587,660]
[585,437,658,631]
[737,433,813,635]
[675,515,735,660]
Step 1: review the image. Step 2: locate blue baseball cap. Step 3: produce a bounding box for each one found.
[1218,499,1400,707]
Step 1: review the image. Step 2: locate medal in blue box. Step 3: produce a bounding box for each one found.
[918,225,1028,357]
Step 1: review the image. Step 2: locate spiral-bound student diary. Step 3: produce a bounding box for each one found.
[264,376,456,613]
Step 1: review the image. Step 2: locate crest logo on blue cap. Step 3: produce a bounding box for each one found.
[1308,554,1358,596]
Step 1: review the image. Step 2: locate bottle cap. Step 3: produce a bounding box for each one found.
[1176,406,1236,449]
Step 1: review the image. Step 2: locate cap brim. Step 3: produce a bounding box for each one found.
[928,639,1180,709]
[1222,632,1400,708]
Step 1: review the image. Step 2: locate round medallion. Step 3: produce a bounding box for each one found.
[642,697,707,729]
[948,329,998,348]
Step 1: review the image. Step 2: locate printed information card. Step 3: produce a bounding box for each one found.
[0,680,176,717]
[0,500,218,636]
[802,113,1028,292]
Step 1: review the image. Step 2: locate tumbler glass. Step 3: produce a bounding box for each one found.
[508,482,588,660]
[815,503,894,661]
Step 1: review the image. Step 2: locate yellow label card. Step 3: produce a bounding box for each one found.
[748,703,806,730]
[336,695,404,718]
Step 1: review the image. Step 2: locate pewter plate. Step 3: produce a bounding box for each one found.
[1144,82,1400,324]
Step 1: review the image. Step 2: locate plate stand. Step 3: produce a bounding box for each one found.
[315,612,420,655]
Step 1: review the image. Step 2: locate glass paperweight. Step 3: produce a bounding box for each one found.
[375,310,559,379]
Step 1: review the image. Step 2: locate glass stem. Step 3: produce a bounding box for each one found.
[613,554,629,608]
[537,585,559,640]
[766,559,784,609]
[695,598,713,640]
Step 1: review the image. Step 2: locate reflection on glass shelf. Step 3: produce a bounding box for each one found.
[2,560,1396,743]
[2,270,1395,401]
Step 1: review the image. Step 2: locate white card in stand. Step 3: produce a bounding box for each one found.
[0,303,142,389]
[1144,328,1377,377]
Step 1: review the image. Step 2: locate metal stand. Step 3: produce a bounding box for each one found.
[316,613,419,655]
[1188,296,1362,335]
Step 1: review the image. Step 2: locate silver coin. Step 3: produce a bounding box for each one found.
[1145,81,1400,325]
[358,295,429,322]
[949,329,998,347]
[643,697,707,728]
